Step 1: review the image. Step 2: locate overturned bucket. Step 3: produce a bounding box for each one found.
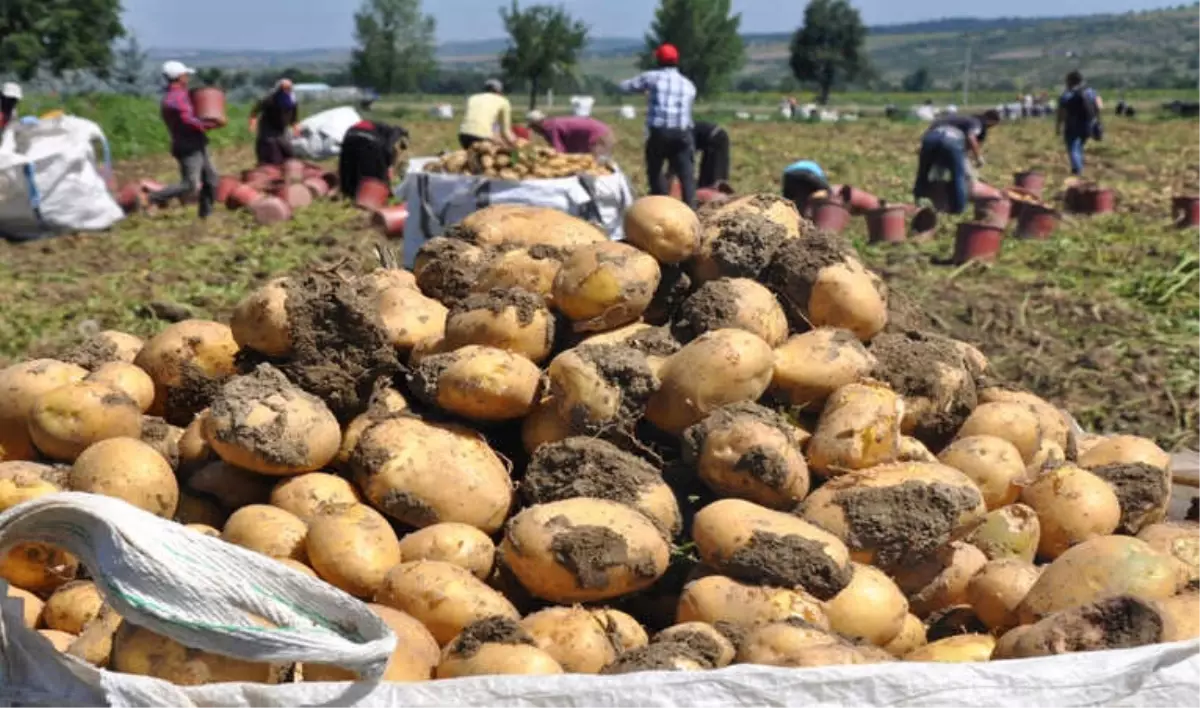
[840,185,881,215]
[303,177,331,199]
[214,176,241,206]
[973,197,1012,229]
[954,222,1005,264]
[1015,203,1061,240]
[1065,183,1115,215]
[355,178,391,210]
[865,204,908,243]
[273,183,313,210]
[810,199,852,233]
[373,205,409,239]
[1013,170,1046,197]
[1172,195,1200,228]
[249,196,293,225]
[226,183,263,210]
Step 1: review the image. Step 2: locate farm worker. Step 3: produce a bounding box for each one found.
[525,110,616,159]
[912,109,1001,214]
[249,78,300,166]
[1056,70,1103,177]
[147,61,223,219]
[780,159,831,210]
[338,118,409,199]
[619,43,698,208]
[693,121,730,189]
[458,79,515,150]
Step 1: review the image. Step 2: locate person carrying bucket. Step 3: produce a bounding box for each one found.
[458,79,516,150]
[249,78,300,167]
[147,61,224,219]
[780,160,831,211]
[912,109,1001,214]
[619,43,698,208]
[338,118,409,200]
[1056,70,1103,177]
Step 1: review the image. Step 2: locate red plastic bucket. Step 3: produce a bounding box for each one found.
[372,205,409,239]
[283,159,306,184]
[1013,171,1045,197]
[215,176,240,205]
[321,171,340,191]
[974,197,1012,228]
[811,199,851,233]
[1015,204,1060,240]
[249,196,292,225]
[865,205,908,243]
[190,87,227,125]
[303,177,331,199]
[274,183,313,210]
[355,178,391,210]
[1066,183,1115,215]
[954,222,1005,264]
[226,183,262,210]
[1172,195,1200,228]
[840,185,880,215]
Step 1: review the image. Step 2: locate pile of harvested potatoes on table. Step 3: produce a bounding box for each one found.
[424,138,614,180]
[0,192,1195,684]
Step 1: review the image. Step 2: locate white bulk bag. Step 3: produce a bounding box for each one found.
[0,493,1197,707]
[397,157,634,268]
[570,95,595,117]
[619,104,637,120]
[289,106,362,160]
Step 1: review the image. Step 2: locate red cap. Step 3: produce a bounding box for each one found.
[655,43,679,65]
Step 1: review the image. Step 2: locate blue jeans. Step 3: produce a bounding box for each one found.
[914,128,969,214]
[1065,133,1087,175]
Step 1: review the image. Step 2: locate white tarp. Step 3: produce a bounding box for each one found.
[0,115,123,240]
[1,493,1197,708]
[397,156,634,268]
[290,106,362,160]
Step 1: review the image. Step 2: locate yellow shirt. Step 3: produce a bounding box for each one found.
[459,93,512,139]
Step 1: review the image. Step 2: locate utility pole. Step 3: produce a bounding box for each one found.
[962,38,972,108]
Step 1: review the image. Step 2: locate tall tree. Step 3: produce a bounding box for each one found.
[112,33,148,94]
[788,0,868,104]
[902,67,932,93]
[640,0,745,97]
[350,0,437,94]
[499,2,589,110]
[0,0,125,80]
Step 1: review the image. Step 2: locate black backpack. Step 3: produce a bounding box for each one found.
[1068,87,1103,141]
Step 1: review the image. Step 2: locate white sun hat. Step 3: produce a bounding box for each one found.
[161,60,195,80]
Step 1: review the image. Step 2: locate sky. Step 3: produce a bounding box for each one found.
[122,0,1184,51]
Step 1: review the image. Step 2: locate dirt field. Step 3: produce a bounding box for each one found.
[1,117,1196,448]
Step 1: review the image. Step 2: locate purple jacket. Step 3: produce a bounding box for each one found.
[161,84,209,154]
[539,116,611,154]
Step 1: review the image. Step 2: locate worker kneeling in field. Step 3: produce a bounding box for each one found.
[338,118,409,199]
[912,109,1000,214]
[249,78,300,166]
[694,120,731,190]
[459,79,516,150]
[526,110,615,159]
[147,61,224,219]
[781,159,831,210]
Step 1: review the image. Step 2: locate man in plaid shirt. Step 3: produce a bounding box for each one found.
[620,44,698,208]
[147,61,224,218]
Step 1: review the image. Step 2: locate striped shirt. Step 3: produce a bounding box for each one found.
[620,67,696,130]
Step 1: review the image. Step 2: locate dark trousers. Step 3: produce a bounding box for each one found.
[339,131,390,198]
[914,129,969,215]
[459,133,485,150]
[697,128,730,188]
[150,146,217,218]
[646,127,695,208]
[255,133,294,166]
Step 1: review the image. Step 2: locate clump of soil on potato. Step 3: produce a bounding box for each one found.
[207,364,316,469]
[682,402,802,489]
[406,352,456,409]
[882,287,934,334]
[722,530,851,600]
[546,521,658,589]
[447,616,536,659]
[163,358,230,427]
[870,331,978,449]
[449,288,544,327]
[522,437,663,508]
[763,231,856,328]
[644,265,693,326]
[703,212,788,280]
[561,345,658,435]
[925,605,989,641]
[1087,462,1170,535]
[600,642,712,674]
[375,488,440,528]
[139,416,180,469]
[622,327,681,358]
[651,628,726,667]
[267,271,403,423]
[672,279,743,343]
[414,231,489,302]
[834,481,983,569]
[1031,596,1164,655]
[711,621,747,653]
[60,337,119,371]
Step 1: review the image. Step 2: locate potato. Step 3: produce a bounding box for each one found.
[893,541,988,618]
[39,629,77,652]
[352,416,512,533]
[592,608,649,653]
[408,345,542,422]
[185,461,274,512]
[85,363,155,413]
[676,574,829,628]
[805,382,903,478]
[358,267,418,296]
[229,277,292,358]
[692,210,788,284]
[525,437,679,535]
[869,331,978,449]
[7,584,44,629]
[204,365,341,476]
[738,620,886,667]
[458,204,606,249]
[578,323,681,359]
[268,472,360,524]
[967,558,1041,632]
[707,193,806,240]
[139,416,184,470]
[552,241,661,332]
[903,634,995,662]
[42,580,104,634]
[376,560,519,645]
[1087,461,1172,535]
[0,462,61,511]
[1137,522,1199,583]
[62,330,145,369]
[470,246,564,302]
[305,603,439,682]
[0,359,88,461]
[520,606,622,673]
[682,402,810,509]
[222,505,308,562]
[764,236,888,341]
[69,437,179,517]
[898,436,937,462]
[646,329,774,435]
[397,523,495,580]
[133,320,239,424]
[1154,591,1200,642]
[334,387,410,469]
[882,613,927,657]
[977,387,1074,456]
[66,604,123,668]
[413,237,490,303]
[0,542,78,594]
[938,436,1026,510]
[187,523,220,537]
[673,278,788,346]
[770,328,876,411]
[1020,464,1120,559]
[501,498,670,603]
[547,345,657,435]
[177,410,213,471]
[799,462,986,569]
[825,562,909,646]
[963,504,1042,563]
[1017,535,1185,624]
[521,395,573,455]
[112,622,279,684]
[623,195,702,263]
[275,558,317,577]
[1078,434,1171,472]
[692,499,851,599]
[28,381,143,462]
[601,643,710,673]
[956,402,1043,465]
[952,339,989,376]
[443,289,556,363]
[375,284,449,353]
[175,493,227,528]
[305,503,401,598]
[654,622,737,668]
[1003,595,1167,659]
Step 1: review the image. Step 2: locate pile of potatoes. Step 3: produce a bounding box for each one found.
[0,192,1195,687]
[425,140,614,180]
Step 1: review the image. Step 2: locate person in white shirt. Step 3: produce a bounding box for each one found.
[619,43,698,207]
